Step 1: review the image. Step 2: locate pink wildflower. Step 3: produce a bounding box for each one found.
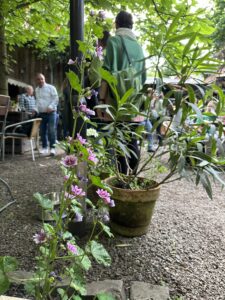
[67,242,78,255]
[68,59,76,65]
[96,189,111,204]
[76,133,86,145]
[33,229,47,244]
[96,46,103,60]
[109,199,115,207]
[88,149,98,164]
[78,104,95,116]
[71,185,86,197]
[64,175,69,181]
[90,10,95,17]
[61,155,78,168]
[98,10,106,20]
[65,192,75,199]
[75,212,83,222]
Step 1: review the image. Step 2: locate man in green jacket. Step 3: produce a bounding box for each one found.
[103,11,146,89]
[101,11,146,174]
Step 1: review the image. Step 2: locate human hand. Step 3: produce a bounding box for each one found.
[47,108,55,113]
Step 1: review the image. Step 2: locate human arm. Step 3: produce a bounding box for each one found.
[47,86,59,112]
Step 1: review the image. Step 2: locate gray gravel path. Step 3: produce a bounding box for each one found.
[0,153,225,300]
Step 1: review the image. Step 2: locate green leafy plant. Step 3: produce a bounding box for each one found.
[95,8,225,198]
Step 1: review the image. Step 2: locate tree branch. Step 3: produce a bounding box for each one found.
[14,0,42,11]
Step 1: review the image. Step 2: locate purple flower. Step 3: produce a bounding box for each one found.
[88,149,98,164]
[65,192,75,199]
[67,242,78,255]
[109,199,115,207]
[96,46,103,60]
[92,89,98,97]
[50,271,62,282]
[68,59,76,65]
[76,133,86,145]
[75,212,83,222]
[86,89,98,100]
[64,175,69,181]
[71,185,85,197]
[103,213,110,222]
[61,155,78,168]
[77,172,88,183]
[96,189,111,204]
[78,104,95,116]
[90,10,95,17]
[98,10,106,20]
[86,108,95,116]
[33,229,47,244]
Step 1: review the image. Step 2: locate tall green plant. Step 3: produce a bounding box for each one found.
[0,13,116,299]
[96,8,225,199]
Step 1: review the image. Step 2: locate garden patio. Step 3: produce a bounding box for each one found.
[0,152,225,300]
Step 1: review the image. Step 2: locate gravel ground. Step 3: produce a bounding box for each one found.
[0,151,225,300]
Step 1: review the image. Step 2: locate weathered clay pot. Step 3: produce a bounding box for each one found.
[105,176,160,237]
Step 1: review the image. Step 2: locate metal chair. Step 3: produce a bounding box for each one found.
[2,118,42,161]
[0,95,16,212]
[0,95,10,160]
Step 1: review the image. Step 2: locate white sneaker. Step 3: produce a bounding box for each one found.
[40,148,49,155]
[50,148,56,156]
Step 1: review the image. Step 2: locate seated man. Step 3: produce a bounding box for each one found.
[18,85,38,116]
[17,85,38,135]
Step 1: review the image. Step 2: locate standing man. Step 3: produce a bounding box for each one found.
[100,11,146,174]
[35,73,59,156]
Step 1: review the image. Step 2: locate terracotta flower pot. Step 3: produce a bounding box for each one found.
[105,176,160,237]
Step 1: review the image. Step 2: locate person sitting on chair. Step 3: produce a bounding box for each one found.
[18,85,38,116]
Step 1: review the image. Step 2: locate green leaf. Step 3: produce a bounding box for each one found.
[187,102,203,121]
[57,288,69,300]
[200,174,212,199]
[99,222,114,238]
[0,269,10,294]
[80,255,92,271]
[33,193,54,210]
[97,293,116,300]
[89,241,111,267]
[166,11,182,38]
[119,88,134,105]
[70,278,86,296]
[185,85,195,104]
[168,32,195,43]
[24,280,36,296]
[66,70,82,93]
[0,256,18,273]
[182,33,197,58]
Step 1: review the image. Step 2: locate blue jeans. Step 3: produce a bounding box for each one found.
[39,112,56,149]
[140,119,154,150]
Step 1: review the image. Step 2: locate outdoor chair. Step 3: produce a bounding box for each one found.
[0,95,16,212]
[0,94,10,160]
[2,118,42,161]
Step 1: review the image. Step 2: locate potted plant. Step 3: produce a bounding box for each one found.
[94,12,225,236]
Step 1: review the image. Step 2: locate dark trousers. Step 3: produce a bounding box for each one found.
[39,112,56,149]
